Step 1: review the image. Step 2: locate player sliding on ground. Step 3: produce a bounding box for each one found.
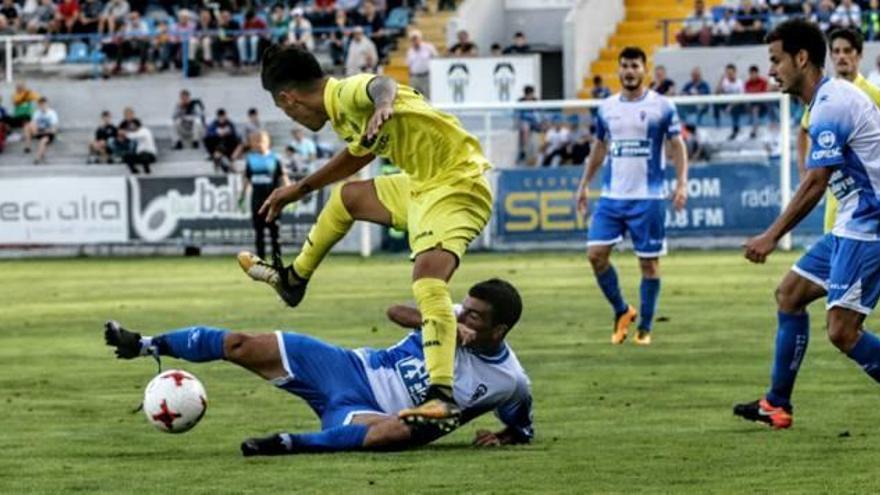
[236,44,493,431]
[735,19,880,429]
[104,279,532,455]
[575,47,689,346]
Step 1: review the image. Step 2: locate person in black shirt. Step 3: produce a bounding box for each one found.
[89,110,117,164]
[503,32,531,54]
[172,89,205,149]
[118,106,141,132]
[240,131,289,264]
[204,108,239,173]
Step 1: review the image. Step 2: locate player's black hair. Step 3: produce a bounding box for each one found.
[828,27,864,54]
[765,19,826,69]
[618,46,646,64]
[260,43,325,94]
[469,279,523,332]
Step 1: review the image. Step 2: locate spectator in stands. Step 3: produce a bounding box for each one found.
[76,0,101,34]
[166,9,195,71]
[239,9,268,66]
[122,120,157,174]
[650,65,676,95]
[0,96,8,153]
[448,29,477,56]
[678,0,712,47]
[56,0,79,34]
[172,89,204,149]
[98,0,129,34]
[215,10,242,67]
[681,66,710,125]
[1,0,21,31]
[232,107,264,160]
[516,85,540,163]
[288,126,317,166]
[10,82,40,129]
[815,0,834,33]
[591,75,610,99]
[568,125,592,165]
[113,11,150,74]
[0,13,12,39]
[438,0,456,11]
[194,8,216,68]
[345,26,378,76]
[204,108,239,173]
[28,0,58,34]
[23,97,58,164]
[712,8,736,45]
[831,0,861,30]
[541,119,571,167]
[288,7,315,51]
[868,53,880,87]
[731,0,764,45]
[268,4,289,44]
[682,123,705,161]
[714,63,745,139]
[357,0,388,61]
[337,0,361,11]
[503,31,530,54]
[118,106,141,132]
[744,65,769,138]
[241,130,289,264]
[88,110,117,164]
[490,43,502,56]
[865,0,880,42]
[328,8,350,66]
[406,29,437,98]
[797,1,818,26]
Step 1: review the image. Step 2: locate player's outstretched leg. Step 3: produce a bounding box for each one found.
[398,250,461,431]
[241,424,370,456]
[635,258,661,346]
[588,245,636,344]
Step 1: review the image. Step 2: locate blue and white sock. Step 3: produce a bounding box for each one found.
[151,326,228,362]
[847,330,880,383]
[766,311,810,408]
[595,265,628,316]
[279,424,369,453]
[638,277,661,332]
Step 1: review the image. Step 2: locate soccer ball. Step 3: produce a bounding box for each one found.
[143,369,208,434]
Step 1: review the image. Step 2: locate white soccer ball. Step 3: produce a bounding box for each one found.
[143,369,208,434]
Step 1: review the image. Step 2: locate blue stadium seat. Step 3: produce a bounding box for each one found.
[65,41,89,63]
[711,6,726,22]
[385,7,410,32]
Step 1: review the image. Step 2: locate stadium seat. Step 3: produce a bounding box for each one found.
[65,41,89,63]
[385,7,410,32]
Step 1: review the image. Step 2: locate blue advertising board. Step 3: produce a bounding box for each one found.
[493,164,823,246]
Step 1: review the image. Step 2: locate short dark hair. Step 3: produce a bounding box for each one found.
[523,85,535,94]
[749,65,759,72]
[260,43,325,94]
[828,27,863,54]
[765,19,826,69]
[593,75,603,84]
[618,46,646,64]
[725,63,736,71]
[217,108,226,116]
[469,279,522,332]
[100,110,110,117]
[247,107,258,115]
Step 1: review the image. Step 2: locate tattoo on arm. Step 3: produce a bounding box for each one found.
[367,76,398,107]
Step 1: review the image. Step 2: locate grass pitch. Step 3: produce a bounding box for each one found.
[2,251,880,494]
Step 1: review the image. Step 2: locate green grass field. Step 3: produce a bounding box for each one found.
[3,251,880,494]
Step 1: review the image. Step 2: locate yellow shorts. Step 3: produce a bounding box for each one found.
[374,173,493,261]
[824,190,837,234]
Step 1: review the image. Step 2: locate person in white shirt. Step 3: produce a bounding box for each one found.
[712,8,736,45]
[541,121,572,167]
[405,29,437,98]
[287,7,314,51]
[24,97,58,164]
[678,0,713,46]
[714,63,746,139]
[831,0,861,29]
[124,121,157,174]
[344,26,378,76]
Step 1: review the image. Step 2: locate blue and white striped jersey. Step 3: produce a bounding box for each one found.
[806,77,880,241]
[594,90,681,199]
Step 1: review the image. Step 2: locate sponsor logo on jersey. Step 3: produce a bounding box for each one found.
[610,139,652,158]
[470,384,488,402]
[395,356,429,404]
[829,170,859,200]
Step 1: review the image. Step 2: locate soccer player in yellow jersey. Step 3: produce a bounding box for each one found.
[237,44,493,430]
[797,27,880,232]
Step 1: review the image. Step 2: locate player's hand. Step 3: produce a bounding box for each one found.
[743,232,777,264]
[575,185,590,219]
[472,429,502,447]
[364,103,393,146]
[259,183,303,222]
[672,183,687,211]
[457,323,477,346]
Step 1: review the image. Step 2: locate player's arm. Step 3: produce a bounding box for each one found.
[743,166,832,263]
[575,139,607,218]
[259,148,375,221]
[667,134,689,211]
[364,76,397,143]
[387,303,476,344]
[474,380,534,447]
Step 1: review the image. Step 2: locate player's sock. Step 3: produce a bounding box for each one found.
[765,311,810,408]
[413,278,455,391]
[242,425,370,455]
[595,265,628,316]
[152,326,228,362]
[638,277,661,331]
[846,330,880,383]
[292,184,352,280]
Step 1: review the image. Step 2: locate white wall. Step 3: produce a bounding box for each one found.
[563,0,624,98]
[447,0,506,56]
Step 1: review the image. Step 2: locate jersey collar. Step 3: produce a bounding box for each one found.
[323,77,342,126]
[619,88,650,103]
[807,76,831,112]
[469,343,510,364]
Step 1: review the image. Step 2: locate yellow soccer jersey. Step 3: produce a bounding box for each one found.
[322,74,490,192]
[800,73,880,232]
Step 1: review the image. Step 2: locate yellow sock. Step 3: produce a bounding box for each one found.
[412,278,455,389]
[293,184,353,279]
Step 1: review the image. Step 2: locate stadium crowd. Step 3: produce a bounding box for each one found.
[678,0,880,46]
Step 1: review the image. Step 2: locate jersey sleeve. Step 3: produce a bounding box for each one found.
[494,375,534,443]
[594,105,609,141]
[806,97,852,169]
[335,74,377,113]
[663,98,682,138]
